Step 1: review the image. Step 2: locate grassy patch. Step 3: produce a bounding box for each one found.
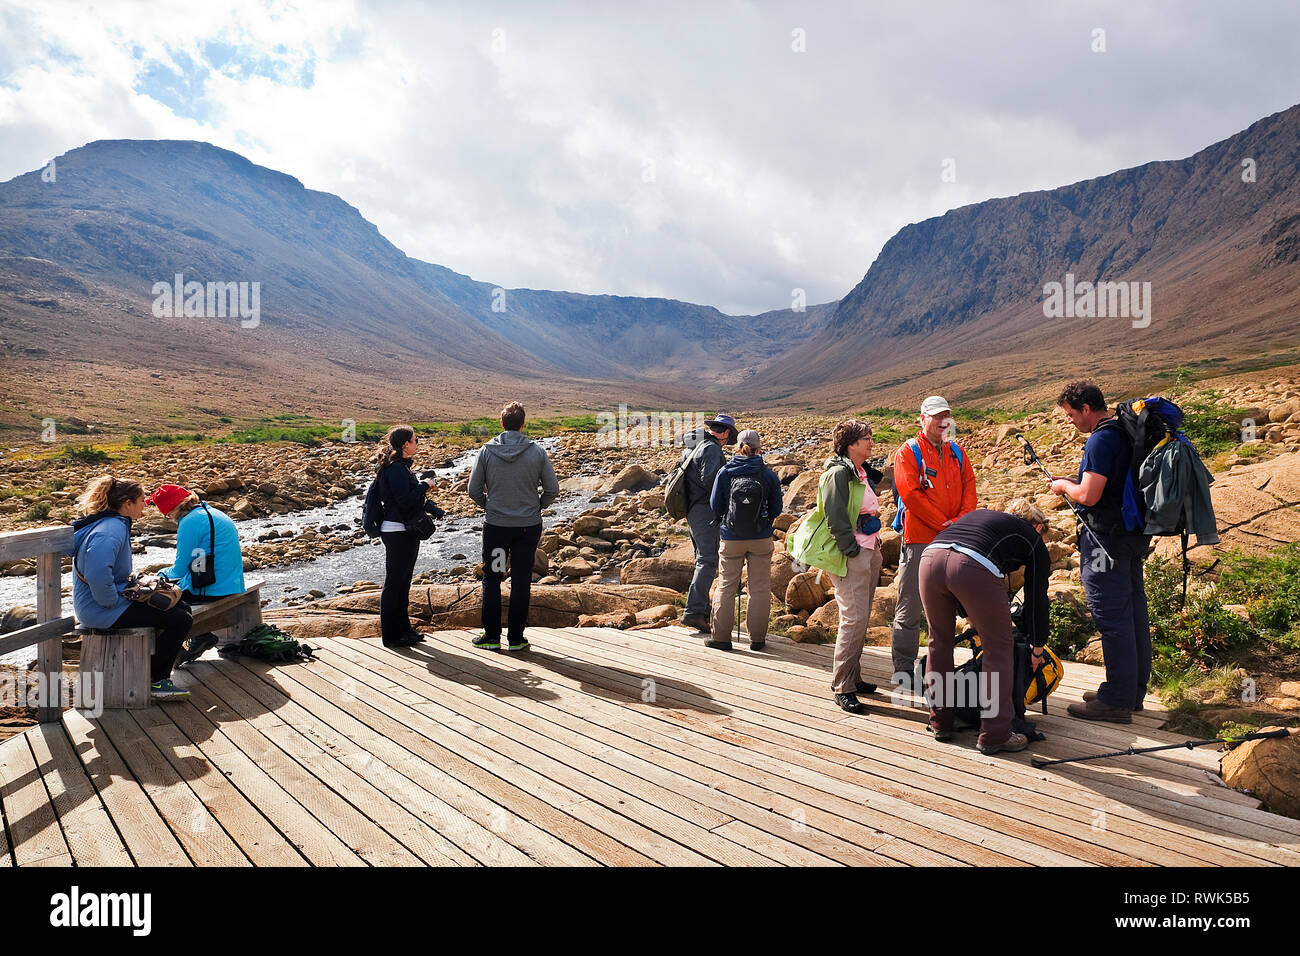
[59,444,113,465]
[228,414,602,446]
[128,432,210,448]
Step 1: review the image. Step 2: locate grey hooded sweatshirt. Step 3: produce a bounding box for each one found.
[467,430,560,527]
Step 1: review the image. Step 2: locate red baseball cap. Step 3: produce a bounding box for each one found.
[145,484,189,516]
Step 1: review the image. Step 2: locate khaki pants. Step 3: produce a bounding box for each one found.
[711,537,775,644]
[831,545,884,693]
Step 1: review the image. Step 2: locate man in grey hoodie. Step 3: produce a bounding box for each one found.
[467,402,561,650]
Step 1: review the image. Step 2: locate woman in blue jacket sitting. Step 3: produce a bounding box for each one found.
[71,476,193,700]
[147,483,246,665]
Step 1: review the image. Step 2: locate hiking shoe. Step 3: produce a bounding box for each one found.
[978,732,1029,755]
[680,613,711,632]
[855,681,878,695]
[150,679,190,701]
[383,633,421,648]
[834,692,866,714]
[472,632,501,650]
[1067,699,1133,724]
[402,631,427,644]
[705,639,733,651]
[1084,690,1144,711]
[929,725,955,743]
[175,632,219,667]
[749,639,766,651]
[505,638,531,652]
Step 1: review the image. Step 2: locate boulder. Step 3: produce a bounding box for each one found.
[878,528,901,569]
[786,624,830,644]
[1157,454,1300,556]
[0,604,36,634]
[570,515,608,536]
[807,601,838,630]
[786,472,823,513]
[786,569,835,611]
[1279,681,1300,698]
[995,423,1024,444]
[559,557,597,578]
[620,540,696,591]
[577,611,636,629]
[772,512,796,532]
[607,465,657,493]
[1220,727,1300,819]
[635,604,679,625]
[868,585,898,628]
[1267,400,1299,424]
[533,548,550,576]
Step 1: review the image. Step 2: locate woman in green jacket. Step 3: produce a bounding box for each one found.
[790,419,885,714]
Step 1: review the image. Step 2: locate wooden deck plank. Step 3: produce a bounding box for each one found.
[188,661,471,867]
[0,734,72,866]
[128,706,308,867]
[153,695,367,866]
[408,629,1198,867]
[60,709,190,866]
[95,709,252,866]
[26,723,132,867]
[302,643,728,866]
[536,625,1300,863]
[354,633,893,867]
[174,677,425,866]
[220,655,583,866]
[254,654,656,866]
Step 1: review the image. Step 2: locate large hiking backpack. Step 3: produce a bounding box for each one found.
[890,438,965,533]
[724,474,768,537]
[1104,397,1219,603]
[917,602,1063,734]
[219,624,316,664]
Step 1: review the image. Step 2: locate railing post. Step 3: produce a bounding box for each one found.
[36,551,63,723]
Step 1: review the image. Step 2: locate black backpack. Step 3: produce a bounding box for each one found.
[361,473,384,538]
[724,474,768,537]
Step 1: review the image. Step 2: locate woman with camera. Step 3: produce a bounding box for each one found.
[71,476,193,700]
[788,420,886,714]
[373,425,444,648]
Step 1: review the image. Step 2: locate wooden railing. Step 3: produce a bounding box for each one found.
[0,526,76,722]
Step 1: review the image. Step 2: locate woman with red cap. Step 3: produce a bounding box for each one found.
[147,483,246,665]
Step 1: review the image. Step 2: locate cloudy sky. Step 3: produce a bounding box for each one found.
[2,0,1299,314]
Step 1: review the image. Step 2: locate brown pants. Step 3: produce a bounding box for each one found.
[918,548,1015,747]
[711,537,775,643]
[830,546,884,693]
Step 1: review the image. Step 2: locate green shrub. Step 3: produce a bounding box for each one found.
[1217,542,1300,642]
[60,445,111,465]
[24,501,52,520]
[1146,556,1260,668]
[1049,600,1095,660]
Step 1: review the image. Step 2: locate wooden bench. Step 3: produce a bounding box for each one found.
[75,581,264,710]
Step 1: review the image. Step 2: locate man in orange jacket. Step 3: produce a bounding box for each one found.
[891,396,978,687]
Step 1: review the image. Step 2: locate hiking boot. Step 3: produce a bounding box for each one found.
[680,613,711,632]
[834,692,866,714]
[1084,690,1144,711]
[383,633,421,648]
[749,639,766,651]
[855,681,878,695]
[505,638,531,652]
[175,632,218,667]
[402,631,427,644]
[473,632,501,650]
[1067,699,1133,724]
[150,678,191,701]
[929,725,955,743]
[978,732,1028,755]
[705,639,733,651]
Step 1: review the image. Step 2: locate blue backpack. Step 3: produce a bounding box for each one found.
[890,438,965,534]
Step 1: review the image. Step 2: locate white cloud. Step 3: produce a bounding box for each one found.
[1,0,1299,314]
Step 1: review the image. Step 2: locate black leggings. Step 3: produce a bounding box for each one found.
[112,601,193,682]
[380,530,421,641]
[481,523,543,641]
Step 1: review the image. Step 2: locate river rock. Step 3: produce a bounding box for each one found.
[571,515,608,536]
[0,604,37,634]
[1220,727,1300,819]
[559,557,597,578]
[785,472,821,512]
[607,465,657,493]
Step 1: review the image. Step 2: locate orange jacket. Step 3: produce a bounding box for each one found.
[892,431,978,544]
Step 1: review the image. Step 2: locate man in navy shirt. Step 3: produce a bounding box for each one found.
[1049,381,1151,723]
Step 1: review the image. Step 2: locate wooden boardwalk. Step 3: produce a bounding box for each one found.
[3,625,1298,866]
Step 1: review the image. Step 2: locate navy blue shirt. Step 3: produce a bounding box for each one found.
[1077,422,1131,519]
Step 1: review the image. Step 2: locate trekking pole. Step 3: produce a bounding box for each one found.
[1030,728,1292,769]
[1018,435,1114,566]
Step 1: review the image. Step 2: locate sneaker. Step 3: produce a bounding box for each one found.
[150,678,191,701]
[1067,698,1133,724]
[1084,690,1144,711]
[680,613,711,632]
[505,638,531,652]
[978,732,1029,755]
[175,632,219,667]
[472,632,501,650]
[834,692,866,714]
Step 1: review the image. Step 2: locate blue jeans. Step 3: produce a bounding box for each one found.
[1079,528,1152,709]
[685,503,720,617]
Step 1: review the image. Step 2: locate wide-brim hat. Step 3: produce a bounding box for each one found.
[704,413,738,444]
